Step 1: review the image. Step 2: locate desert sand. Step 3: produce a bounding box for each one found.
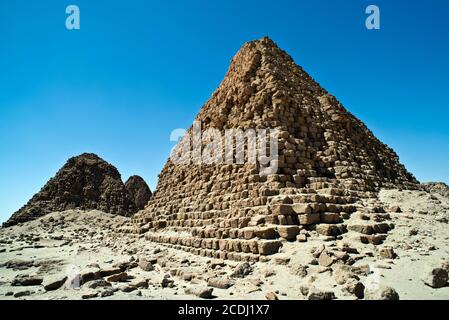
[1,188,448,300]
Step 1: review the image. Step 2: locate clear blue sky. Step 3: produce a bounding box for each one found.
[1,0,448,223]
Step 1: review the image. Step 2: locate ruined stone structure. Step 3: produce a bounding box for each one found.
[121,37,418,261]
[4,153,150,227]
[125,175,153,210]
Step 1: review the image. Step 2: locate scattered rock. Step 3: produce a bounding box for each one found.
[3,153,139,227]
[80,268,101,285]
[307,288,336,300]
[210,259,225,269]
[161,277,175,288]
[333,265,359,285]
[364,285,399,300]
[277,225,300,240]
[289,262,308,278]
[107,272,129,283]
[273,255,290,265]
[14,290,32,298]
[297,234,307,242]
[422,267,448,288]
[379,247,396,259]
[88,279,112,289]
[138,258,154,272]
[231,262,252,278]
[265,292,279,300]
[185,287,214,299]
[388,206,402,213]
[207,277,234,289]
[82,291,99,299]
[318,251,335,267]
[101,289,115,297]
[99,267,122,277]
[343,279,365,299]
[43,274,68,291]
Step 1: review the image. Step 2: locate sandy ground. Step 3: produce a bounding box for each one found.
[0,188,448,300]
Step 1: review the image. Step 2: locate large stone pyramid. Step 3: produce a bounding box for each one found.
[123,37,418,261]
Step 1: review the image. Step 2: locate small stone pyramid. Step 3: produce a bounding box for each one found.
[125,175,153,210]
[121,37,419,261]
[4,153,148,227]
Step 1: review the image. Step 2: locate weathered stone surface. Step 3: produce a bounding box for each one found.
[379,247,396,259]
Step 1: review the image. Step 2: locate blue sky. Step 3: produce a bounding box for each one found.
[1,0,448,223]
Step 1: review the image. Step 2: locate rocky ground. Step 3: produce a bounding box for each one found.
[0,188,448,300]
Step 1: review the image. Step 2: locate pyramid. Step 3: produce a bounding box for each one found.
[122,37,418,261]
[125,175,153,210]
[3,153,150,227]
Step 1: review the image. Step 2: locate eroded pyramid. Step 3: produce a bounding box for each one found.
[123,37,418,261]
[4,153,150,227]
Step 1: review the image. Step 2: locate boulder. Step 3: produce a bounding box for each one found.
[207,277,234,289]
[343,279,365,299]
[231,262,252,278]
[364,285,399,300]
[422,267,448,288]
[43,274,68,291]
[80,268,101,285]
[307,288,336,300]
[379,247,396,259]
[107,272,129,283]
[318,251,335,267]
[11,275,43,287]
[138,258,154,272]
[265,292,279,300]
[185,287,214,299]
